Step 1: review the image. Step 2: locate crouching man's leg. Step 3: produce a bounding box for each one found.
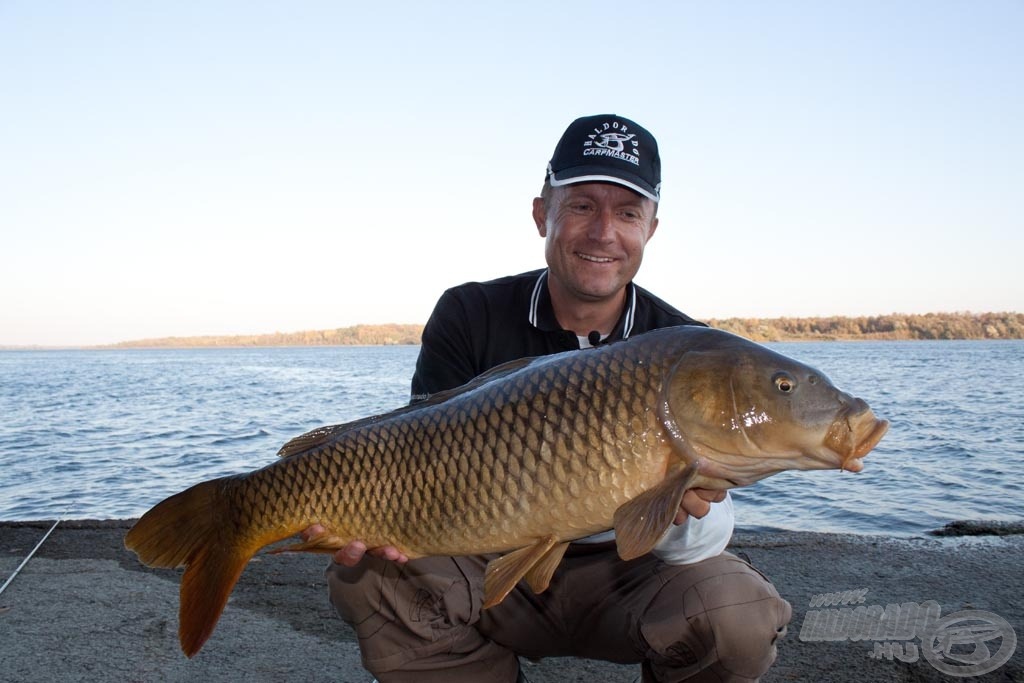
[326,555,519,683]
[638,553,792,682]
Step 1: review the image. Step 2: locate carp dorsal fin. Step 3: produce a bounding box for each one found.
[482,535,560,608]
[277,404,434,458]
[277,424,350,458]
[613,463,699,561]
[278,355,541,458]
[419,355,539,404]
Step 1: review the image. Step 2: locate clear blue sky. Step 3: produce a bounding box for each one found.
[2,1,1021,346]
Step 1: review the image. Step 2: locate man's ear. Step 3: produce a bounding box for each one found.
[647,216,659,241]
[532,196,548,237]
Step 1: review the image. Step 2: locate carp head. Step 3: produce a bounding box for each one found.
[662,331,889,489]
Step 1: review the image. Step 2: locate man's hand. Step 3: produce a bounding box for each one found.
[301,524,409,567]
[673,488,727,525]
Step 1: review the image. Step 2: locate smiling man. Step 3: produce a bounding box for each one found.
[322,115,792,682]
[534,180,658,338]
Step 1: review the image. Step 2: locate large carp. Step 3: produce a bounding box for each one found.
[125,325,888,657]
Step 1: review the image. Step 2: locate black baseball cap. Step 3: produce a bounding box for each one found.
[546,114,661,203]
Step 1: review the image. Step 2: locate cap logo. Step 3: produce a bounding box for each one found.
[582,121,640,166]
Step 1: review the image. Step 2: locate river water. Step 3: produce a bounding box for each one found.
[1,340,1021,537]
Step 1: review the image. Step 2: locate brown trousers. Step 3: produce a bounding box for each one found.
[326,543,792,683]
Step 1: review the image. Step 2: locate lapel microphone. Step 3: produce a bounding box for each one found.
[587,330,602,347]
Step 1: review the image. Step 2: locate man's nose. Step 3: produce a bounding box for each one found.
[587,208,616,242]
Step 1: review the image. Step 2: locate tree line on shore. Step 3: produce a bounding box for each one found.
[106,323,424,348]
[104,312,1023,348]
[707,311,1024,341]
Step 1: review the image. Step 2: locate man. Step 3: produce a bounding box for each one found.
[312,115,792,682]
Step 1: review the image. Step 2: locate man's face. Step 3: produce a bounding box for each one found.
[533,182,659,305]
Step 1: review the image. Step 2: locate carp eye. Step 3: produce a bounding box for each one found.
[773,372,796,394]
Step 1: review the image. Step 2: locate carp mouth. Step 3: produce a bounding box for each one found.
[826,402,889,473]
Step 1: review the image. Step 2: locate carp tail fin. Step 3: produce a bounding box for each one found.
[125,478,258,658]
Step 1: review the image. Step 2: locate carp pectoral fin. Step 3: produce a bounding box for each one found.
[524,541,569,594]
[613,463,700,561]
[482,535,559,609]
[268,531,348,555]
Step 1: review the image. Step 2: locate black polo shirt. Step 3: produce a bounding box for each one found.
[410,269,705,401]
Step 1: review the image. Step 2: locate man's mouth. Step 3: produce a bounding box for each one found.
[576,252,615,263]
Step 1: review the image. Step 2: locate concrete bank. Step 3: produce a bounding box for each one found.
[1,521,1021,682]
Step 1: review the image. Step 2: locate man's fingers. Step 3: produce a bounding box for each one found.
[673,488,727,525]
[333,541,409,566]
[369,546,410,564]
[682,489,713,519]
[335,540,368,567]
[693,488,727,503]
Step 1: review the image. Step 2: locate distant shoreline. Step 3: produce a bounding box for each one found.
[3,312,1022,349]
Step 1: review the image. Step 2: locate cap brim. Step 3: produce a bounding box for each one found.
[549,166,659,203]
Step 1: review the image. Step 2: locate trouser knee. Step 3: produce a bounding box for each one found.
[325,556,519,681]
[641,554,792,681]
[328,555,480,628]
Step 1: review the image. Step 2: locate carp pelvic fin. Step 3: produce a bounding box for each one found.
[613,463,700,561]
[482,535,561,609]
[524,541,569,594]
[124,478,258,658]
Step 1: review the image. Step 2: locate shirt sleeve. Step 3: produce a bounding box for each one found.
[649,493,735,565]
